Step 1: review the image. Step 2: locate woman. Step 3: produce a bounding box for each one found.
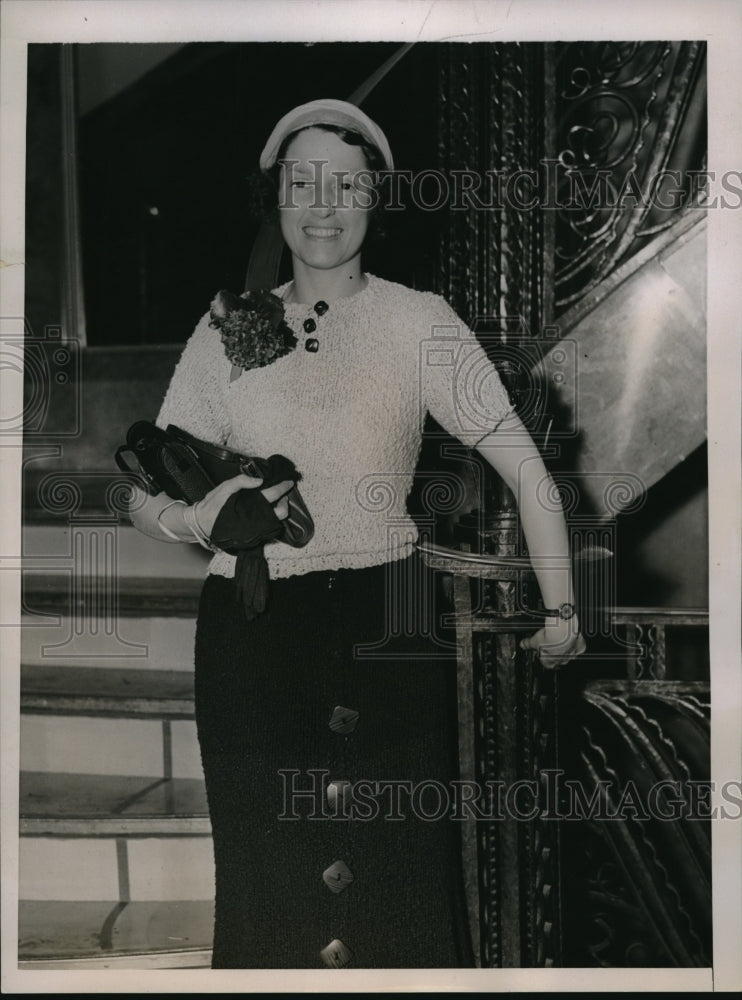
[130,98,585,969]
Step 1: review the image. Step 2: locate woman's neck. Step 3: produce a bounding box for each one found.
[287,258,367,305]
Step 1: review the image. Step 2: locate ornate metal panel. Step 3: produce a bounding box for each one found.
[567,678,711,966]
[436,39,710,970]
[553,41,707,325]
[437,43,560,968]
[437,42,552,338]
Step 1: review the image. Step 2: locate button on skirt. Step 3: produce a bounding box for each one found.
[194,554,474,969]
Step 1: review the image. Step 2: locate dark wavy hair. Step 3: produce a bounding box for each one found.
[246,123,388,240]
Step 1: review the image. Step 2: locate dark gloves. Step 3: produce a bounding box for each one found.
[209,489,284,552]
[209,453,299,552]
[232,549,271,622]
[208,454,303,621]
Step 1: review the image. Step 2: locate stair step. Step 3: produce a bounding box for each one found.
[20,772,210,836]
[23,520,209,570]
[21,832,215,902]
[21,611,198,671]
[21,664,195,717]
[21,711,202,778]
[23,573,203,617]
[18,899,213,967]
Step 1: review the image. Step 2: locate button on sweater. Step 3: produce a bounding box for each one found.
[156,274,514,579]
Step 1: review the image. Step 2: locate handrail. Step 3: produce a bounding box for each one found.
[21,549,708,627]
[417,539,614,563]
[416,539,614,578]
[610,607,708,625]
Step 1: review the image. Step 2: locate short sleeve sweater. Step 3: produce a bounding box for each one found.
[156,274,514,579]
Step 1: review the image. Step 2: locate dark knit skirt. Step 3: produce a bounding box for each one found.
[194,553,474,969]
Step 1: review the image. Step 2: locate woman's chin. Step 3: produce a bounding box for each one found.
[293,246,360,272]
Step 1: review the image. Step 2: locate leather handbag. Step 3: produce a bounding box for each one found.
[115,420,314,549]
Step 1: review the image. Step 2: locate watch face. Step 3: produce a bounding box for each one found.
[559,603,576,620]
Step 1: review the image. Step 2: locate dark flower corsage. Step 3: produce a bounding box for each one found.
[209,289,297,382]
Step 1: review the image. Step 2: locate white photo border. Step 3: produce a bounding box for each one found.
[1,0,739,993]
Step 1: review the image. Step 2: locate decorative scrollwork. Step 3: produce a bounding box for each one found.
[647,623,667,680]
[559,93,641,172]
[553,41,705,315]
[626,623,646,680]
[476,631,500,967]
[573,682,712,966]
[559,42,669,101]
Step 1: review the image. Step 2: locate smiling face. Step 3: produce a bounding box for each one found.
[278,127,372,277]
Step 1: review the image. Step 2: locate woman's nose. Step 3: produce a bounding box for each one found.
[313,179,341,215]
[312,195,336,218]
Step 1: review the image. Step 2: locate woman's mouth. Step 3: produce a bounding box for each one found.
[303,226,342,239]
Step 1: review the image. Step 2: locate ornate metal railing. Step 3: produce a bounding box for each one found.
[420,542,710,968]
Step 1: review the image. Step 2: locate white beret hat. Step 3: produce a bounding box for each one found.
[259,98,393,172]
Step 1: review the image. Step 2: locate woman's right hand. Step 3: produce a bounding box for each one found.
[191,474,294,535]
[133,474,294,544]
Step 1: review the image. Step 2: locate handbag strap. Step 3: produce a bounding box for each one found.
[114,445,158,494]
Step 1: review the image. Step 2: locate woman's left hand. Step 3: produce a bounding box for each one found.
[520,618,586,669]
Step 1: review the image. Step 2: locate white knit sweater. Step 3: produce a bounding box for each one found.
[156,274,514,579]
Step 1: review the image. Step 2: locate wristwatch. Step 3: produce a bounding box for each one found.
[543,602,577,621]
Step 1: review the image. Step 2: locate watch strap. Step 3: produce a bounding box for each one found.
[543,602,576,621]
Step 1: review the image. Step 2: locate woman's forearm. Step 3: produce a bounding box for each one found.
[129,487,196,544]
[512,454,575,611]
[474,419,575,612]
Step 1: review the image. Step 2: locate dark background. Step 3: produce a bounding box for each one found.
[75,42,442,345]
